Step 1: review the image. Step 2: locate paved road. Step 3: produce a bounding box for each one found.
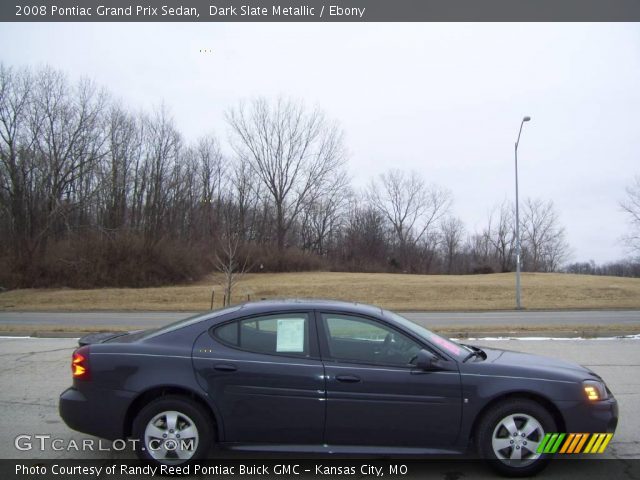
[403,310,640,326]
[0,337,638,479]
[0,309,639,329]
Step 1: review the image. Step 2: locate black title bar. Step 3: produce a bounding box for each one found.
[3,0,640,22]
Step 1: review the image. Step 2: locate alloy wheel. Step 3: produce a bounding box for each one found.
[144,410,199,463]
[491,412,544,467]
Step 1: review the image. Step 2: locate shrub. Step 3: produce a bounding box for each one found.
[243,244,327,273]
[0,232,212,288]
[472,265,495,274]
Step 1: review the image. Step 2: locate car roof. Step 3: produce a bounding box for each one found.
[142,299,388,341]
[233,298,384,316]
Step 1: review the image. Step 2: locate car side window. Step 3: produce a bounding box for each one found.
[321,314,422,367]
[214,313,310,357]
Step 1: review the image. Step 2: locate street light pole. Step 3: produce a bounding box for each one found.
[514,116,531,310]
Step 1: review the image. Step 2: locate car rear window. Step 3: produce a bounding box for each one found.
[142,305,242,339]
[214,313,310,357]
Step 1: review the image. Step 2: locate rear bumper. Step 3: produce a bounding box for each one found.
[59,386,136,440]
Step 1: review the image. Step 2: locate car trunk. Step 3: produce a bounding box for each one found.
[78,330,145,346]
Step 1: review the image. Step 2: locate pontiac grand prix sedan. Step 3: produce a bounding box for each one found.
[59,300,618,476]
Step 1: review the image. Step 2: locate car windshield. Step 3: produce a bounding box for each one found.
[141,305,242,339]
[383,309,470,360]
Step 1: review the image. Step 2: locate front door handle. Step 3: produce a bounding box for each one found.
[335,375,361,383]
[213,363,237,372]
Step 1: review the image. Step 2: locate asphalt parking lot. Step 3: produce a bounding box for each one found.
[0,336,638,479]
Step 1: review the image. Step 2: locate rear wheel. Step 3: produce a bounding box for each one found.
[132,395,213,465]
[476,399,556,477]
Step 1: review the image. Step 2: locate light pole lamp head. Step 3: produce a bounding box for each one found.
[523,116,531,122]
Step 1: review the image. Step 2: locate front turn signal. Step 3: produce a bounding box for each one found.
[583,380,608,401]
[584,385,599,401]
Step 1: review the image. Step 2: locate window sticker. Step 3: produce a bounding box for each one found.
[276,318,305,352]
[430,334,461,356]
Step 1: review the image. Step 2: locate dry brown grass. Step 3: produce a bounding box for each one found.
[1,272,639,312]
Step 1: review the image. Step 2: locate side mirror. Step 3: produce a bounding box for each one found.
[415,349,439,370]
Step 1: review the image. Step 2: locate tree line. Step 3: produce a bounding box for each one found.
[1,63,615,289]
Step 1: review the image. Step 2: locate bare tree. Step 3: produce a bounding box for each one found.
[141,105,182,241]
[485,201,516,272]
[33,69,108,227]
[215,233,248,306]
[0,64,33,261]
[339,198,389,271]
[214,204,252,306]
[187,135,226,240]
[440,216,465,274]
[0,62,590,287]
[98,103,142,230]
[520,198,570,272]
[367,169,451,269]
[230,156,264,242]
[621,175,640,257]
[468,232,493,271]
[300,176,350,255]
[226,97,346,251]
[0,65,109,265]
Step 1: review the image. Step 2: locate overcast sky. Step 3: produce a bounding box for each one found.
[1,22,638,263]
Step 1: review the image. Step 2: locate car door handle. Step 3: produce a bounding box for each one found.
[213,363,237,372]
[335,375,361,383]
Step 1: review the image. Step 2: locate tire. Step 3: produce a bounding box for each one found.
[475,398,557,477]
[132,395,214,465]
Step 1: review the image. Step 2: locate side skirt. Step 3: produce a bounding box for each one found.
[218,443,466,456]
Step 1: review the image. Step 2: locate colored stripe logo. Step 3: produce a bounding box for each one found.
[537,433,613,454]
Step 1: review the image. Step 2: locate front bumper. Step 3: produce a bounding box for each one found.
[558,395,618,434]
[59,386,136,440]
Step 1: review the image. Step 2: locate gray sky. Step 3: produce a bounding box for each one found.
[1,22,639,263]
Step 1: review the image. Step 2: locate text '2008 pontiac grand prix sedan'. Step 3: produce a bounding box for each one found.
[59,300,618,476]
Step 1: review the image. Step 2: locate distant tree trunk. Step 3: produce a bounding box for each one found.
[621,175,640,257]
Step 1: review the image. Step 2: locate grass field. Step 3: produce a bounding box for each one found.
[0,272,639,312]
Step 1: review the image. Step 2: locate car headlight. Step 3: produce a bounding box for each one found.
[583,380,609,401]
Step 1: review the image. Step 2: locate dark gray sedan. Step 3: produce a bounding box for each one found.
[59,300,618,476]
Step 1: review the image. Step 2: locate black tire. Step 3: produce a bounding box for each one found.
[476,398,557,477]
[132,395,214,465]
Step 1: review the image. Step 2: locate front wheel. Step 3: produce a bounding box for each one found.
[476,399,557,477]
[132,395,213,465]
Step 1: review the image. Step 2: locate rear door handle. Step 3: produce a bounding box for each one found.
[335,375,361,383]
[213,363,237,372]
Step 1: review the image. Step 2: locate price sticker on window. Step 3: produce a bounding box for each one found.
[276,318,305,352]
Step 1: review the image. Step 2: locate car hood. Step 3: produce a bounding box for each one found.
[477,345,600,380]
